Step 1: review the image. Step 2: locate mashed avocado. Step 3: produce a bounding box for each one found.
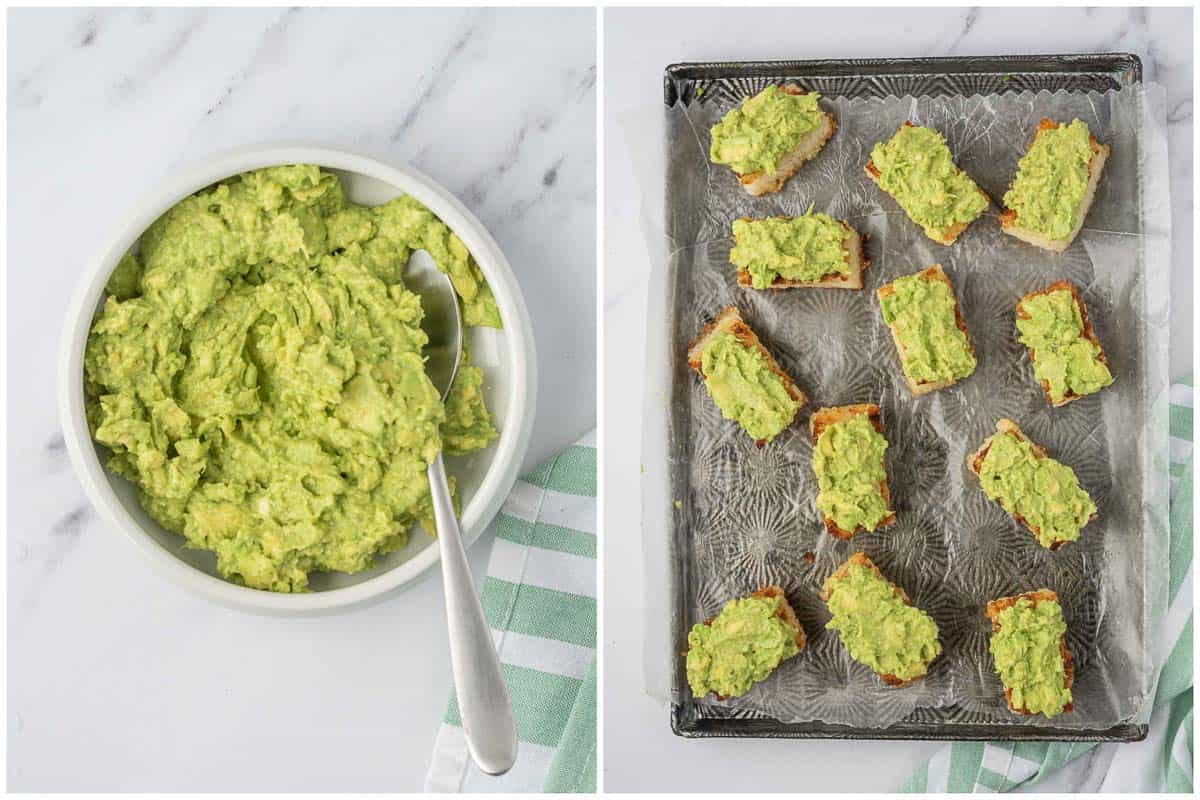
[686,594,800,698]
[880,271,976,385]
[700,332,799,443]
[1003,119,1093,241]
[84,165,500,592]
[729,211,850,289]
[870,125,988,238]
[978,431,1096,548]
[813,415,891,532]
[824,562,941,681]
[990,597,1072,717]
[710,86,825,176]
[1017,289,1113,403]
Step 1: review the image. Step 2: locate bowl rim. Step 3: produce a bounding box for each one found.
[57,145,537,613]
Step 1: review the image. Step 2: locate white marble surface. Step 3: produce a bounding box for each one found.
[603,7,1192,793]
[8,8,594,792]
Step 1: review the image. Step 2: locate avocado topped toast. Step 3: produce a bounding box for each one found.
[710,84,837,196]
[730,211,867,290]
[1000,118,1109,252]
[810,404,896,538]
[820,552,942,686]
[878,264,977,394]
[688,306,807,445]
[985,590,1075,717]
[970,419,1098,550]
[866,122,990,245]
[1016,281,1114,406]
[686,586,806,700]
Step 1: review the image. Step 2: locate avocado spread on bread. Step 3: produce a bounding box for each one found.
[700,332,800,443]
[1017,289,1113,403]
[824,563,941,681]
[730,211,851,289]
[978,431,1096,548]
[1003,119,1093,241]
[870,125,988,237]
[990,597,1072,717]
[686,594,801,698]
[710,86,825,176]
[880,272,976,385]
[813,415,891,532]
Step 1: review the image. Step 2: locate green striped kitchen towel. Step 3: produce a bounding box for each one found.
[903,380,1193,793]
[426,431,597,793]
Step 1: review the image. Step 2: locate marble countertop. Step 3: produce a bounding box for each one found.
[603,6,1192,793]
[8,7,594,792]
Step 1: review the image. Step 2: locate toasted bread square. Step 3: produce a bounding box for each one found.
[819,552,931,687]
[999,119,1109,253]
[968,419,1098,550]
[733,215,867,290]
[687,306,807,445]
[865,121,990,245]
[985,589,1075,716]
[1016,280,1113,407]
[730,85,837,197]
[689,585,806,701]
[877,264,975,395]
[809,404,896,538]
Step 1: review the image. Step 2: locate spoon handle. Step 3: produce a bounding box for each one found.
[428,453,518,776]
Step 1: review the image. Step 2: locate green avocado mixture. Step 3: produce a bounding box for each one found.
[1017,289,1113,403]
[880,272,976,386]
[1003,119,1093,241]
[978,431,1096,548]
[709,86,826,176]
[990,597,1072,717]
[686,594,800,698]
[824,563,941,681]
[870,125,988,239]
[729,211,851,289]
[813,415,891,532]
[700,332,799,443]
[84,165,500,592]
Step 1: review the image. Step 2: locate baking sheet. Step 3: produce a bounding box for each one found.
[658,66,1170,739]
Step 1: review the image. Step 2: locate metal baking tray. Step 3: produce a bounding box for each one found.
[664,54,1155,742]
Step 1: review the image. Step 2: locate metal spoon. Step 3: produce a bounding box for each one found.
[408,249,518,776]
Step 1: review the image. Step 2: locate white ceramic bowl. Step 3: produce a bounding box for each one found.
[59,146,536,613]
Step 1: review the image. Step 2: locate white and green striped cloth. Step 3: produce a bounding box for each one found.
[426,432,597,793]
[903,380,1193,793]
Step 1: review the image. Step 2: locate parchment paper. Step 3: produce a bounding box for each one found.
[650,84,1170,731]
